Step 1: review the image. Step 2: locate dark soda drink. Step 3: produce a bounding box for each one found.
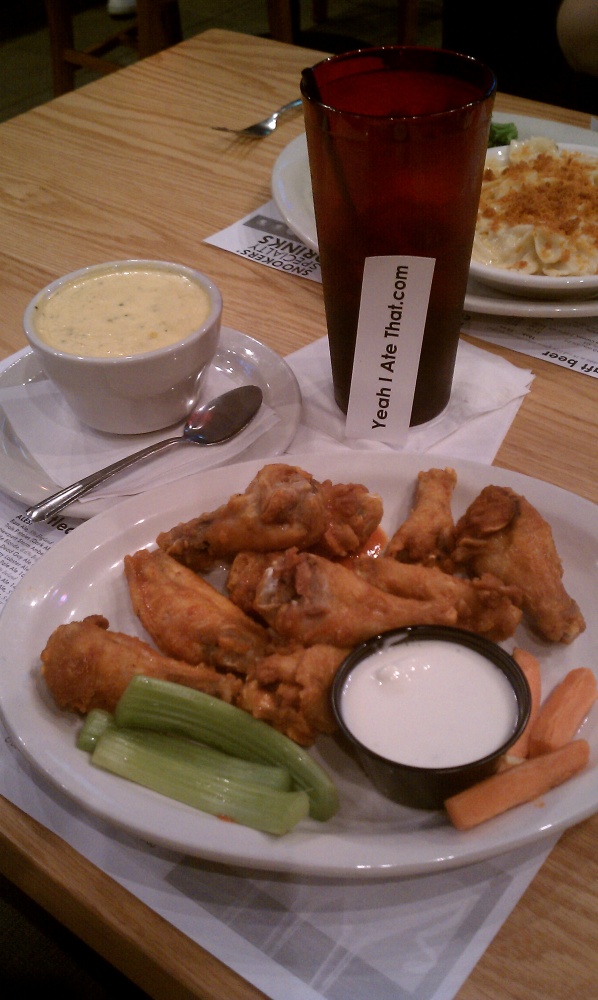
[301,48,496,425]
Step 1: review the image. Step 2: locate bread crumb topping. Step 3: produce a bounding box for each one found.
[473,137,598,276]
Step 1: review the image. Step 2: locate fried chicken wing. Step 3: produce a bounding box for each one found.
[238,644,347,745]
[314,479,383,558]
[40,615,340,745]
[452,485,585,643]
[156,464,330,571]
[252,548,458,647]
[345,555,522,641]
[386,467,457,567]
[156,463,384,572]
[124,548,272,671]
[41,614,242,714]
[226,550,278,617]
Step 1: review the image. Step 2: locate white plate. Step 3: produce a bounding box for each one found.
[271,113,598,319]
[0,451,596,877]
[0,329,301,518]
[463,278,598,319]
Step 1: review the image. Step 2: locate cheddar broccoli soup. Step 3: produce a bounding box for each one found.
[473,137,598,276]
[33,266,212,357]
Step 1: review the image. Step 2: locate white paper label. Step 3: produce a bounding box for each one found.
[345,255,435,444]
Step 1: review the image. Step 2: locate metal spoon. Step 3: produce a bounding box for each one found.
[25,384,263,522]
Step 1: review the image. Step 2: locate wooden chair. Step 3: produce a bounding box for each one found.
[43,0,183,96]
[266,0,419,46]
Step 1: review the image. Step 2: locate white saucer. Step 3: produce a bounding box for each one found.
[272,113,598,320]
[0,329,301,518]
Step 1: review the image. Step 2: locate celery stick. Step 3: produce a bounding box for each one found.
[76,708,114,752]
[91,728,309,835]
[115,676,339,821]
[105,728,292,790]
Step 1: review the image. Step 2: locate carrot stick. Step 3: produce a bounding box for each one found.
[507,647,543,760]
[444,739,590,831]
[528,667,597,758]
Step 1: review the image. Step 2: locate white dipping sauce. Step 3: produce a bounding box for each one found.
[340,640,518,768]
[33,267,211,357]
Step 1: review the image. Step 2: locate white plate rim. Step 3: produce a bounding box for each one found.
[0,329,302,518]
[0,450,596,878]
[271,114,598,319]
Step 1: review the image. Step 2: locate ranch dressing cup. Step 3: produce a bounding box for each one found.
[332,626,531,810]
[301,47,496,438]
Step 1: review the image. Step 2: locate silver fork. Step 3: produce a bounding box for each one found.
[212,98,302,138]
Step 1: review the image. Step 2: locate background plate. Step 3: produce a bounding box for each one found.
[272,113,598,319]
[0,451,596,877]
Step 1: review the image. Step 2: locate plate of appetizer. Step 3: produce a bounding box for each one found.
[0,452,596,876]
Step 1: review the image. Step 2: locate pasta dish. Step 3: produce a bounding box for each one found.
[473,137,598,276]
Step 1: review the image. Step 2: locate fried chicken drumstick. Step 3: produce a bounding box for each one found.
[451,485,585,644]
[386,467,457,568]
[156,464,328,572]
[41,614,345,745]
[251,548,459,646]
[41,614,243,714]
[345,556,523,641]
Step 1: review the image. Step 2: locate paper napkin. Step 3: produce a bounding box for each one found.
[286,336,534,464]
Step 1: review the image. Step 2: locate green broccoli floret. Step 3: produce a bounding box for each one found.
[488,121,518,147]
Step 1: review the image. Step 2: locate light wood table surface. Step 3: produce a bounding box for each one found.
[0,27,596,1000]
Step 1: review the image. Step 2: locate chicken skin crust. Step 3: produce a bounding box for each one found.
[124,547,272,671]
[236,644,348,745]
[40,614,242,714]
[451,485,585,644]
[313,479,383,558]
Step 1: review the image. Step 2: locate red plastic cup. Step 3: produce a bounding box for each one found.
[301,47,496,425]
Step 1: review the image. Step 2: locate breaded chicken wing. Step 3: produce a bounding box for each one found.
[252,548,458,647]
[314,479,383,558]
[238,644,347,745]
[345,555,522,641]
[386,467,457,567]
[40,615,340,745]
[156,464,330,571]
[156,463,384,572]
[124,547,272,671]
[226,550,279,617]
[451,485,585,643]
[40,614,242,714]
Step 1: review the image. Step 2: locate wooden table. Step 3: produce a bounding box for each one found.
[0,27,596,1000]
